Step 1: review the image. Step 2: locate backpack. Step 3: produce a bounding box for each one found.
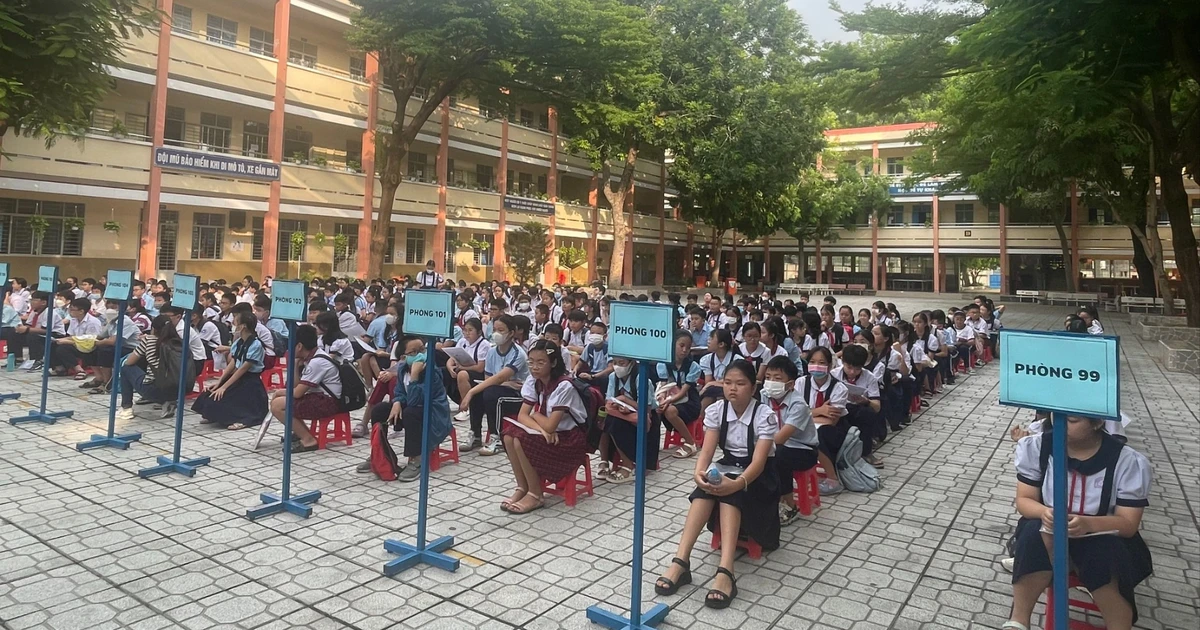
[369,423,399,481]
[311,354,368,411]
[269,328,287,357]
[154,339,196,396]
[835,426,880,493]
[566,377,604,453]
[212,319,232,346]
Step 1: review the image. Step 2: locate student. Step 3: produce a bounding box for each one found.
[444,317,490,404]
[687,311,713,349]
[736,322,769,381]
[457,315,529,456]
[1079,305,1104,335]
[699,329,735,412]
[832,344,884,467]
[455,291,479,329]
[952,311,977,374]
[762,356,818,525]
[1004,416,1153,630]
[415,260,443,289]
[483,298,508,338]
[83,299,141,394]
[598,355,661,482]
[531,304,551,339]
[576,322,612,393]
[363,336,453,481]
[500,339,590,514]
[314,311,354,362]
[658,329,703,458]
[910,312,940,396]
[966,304,989,364]
[855,308,873,334]
[362,303,400,389]
[562,310,588,353]
[795,347,848,495]
[191,311,269,430]
[758,319,790,381]
[191,309,222,361]
[818,305,849,353]
[113,315,174,420]
[871,325,909,432]
[50,298,102,377]
[654,359,779,609]
[9,277,31,316]
[271,325,343,453]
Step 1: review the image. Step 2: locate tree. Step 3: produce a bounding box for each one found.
[506,222,553,285]
[0,0,156,142]
[557,244,588,278]
[350,0,651,278]
[961,257,999,288]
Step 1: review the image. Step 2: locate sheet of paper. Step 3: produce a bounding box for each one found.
[442,346,478,367]
[606,397,636,413]
[843,383,867,399]
[1040,526,1121,538]
[504,416,542,435]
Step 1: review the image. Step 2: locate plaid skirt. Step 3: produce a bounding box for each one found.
[293,392,343,420]
[501,422,588,482]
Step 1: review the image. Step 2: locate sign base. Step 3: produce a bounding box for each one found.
[138,454,211,478]
[76,432,142,451]
[383,536,460,575]
[0,392,20,403]
[9,409,74,425]
[246,490,321,520]
[586,603,670,630]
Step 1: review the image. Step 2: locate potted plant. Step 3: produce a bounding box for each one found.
[27,215,49,248]
[313,228,327,249]
[290,231,306,260]
[103,220,121,235]
[312,154,328,168]
[347,159,362,173]
[64,217,85,231]
[109,119,128,138]
[289,151,307,165]
[333,233,350,260]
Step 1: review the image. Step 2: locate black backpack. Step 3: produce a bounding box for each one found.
[212,319,232,346]
[311,354,367,411]
[269,329,287,357]
[565,377,604,453]
[154,338,196,396]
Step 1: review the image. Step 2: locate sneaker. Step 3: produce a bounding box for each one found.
[355,459,372,474]
[135,396,154,406]
[478,435,503,456]
[779,504,800,526]
[28,360,43,371]
[453,409,470,424]
[115,408,135,421]
[448,400,460,415]
[160,402,176,418]
[458,430,481,453]
[967,369,977,375]
[818,479,843,496]
[351,422,368,439]
[397,464,422,482]
[152,403,163,411]
[1001,557,1014,573]
[79,379,100,389]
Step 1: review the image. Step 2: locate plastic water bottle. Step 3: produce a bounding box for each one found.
[5,352,15,372]
[705,464,722,485]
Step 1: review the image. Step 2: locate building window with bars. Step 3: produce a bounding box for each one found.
[886,157,904,176]
[911,204,931,225]
[242,121,269,158]
[444,230,457,271]
[278,219,307,262]
[408,152,429,182]
[887,205,905,226]
[252,217,264,260]
[333,223,359,273]
[171,5,192,34]
[405,228,425,264]
[473,233,494,266]
[190,212,225,260]
[955,203,974,225]
[125,113,148,139]
[384,227,395,264]
[205,15,238,48]
[199,112,232,152]
[158,209,179,271]
[349,56,366,81]
[0,199,85,256]
[288,38,317,68]
[164,106,186,146]
[249,27,274,57]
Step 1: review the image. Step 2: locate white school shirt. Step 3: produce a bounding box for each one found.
[520,376,587,432]
[203,305,221,321]
[254,321,276,357]
[456,308,480,328]
[337,310,367,338]
[830,366,881,400]
[301,350,343,399]
[11,289,31,315]
[954,324,976,342]
[455,336,491,364]
[195,320,222,350]
[1015,434,1151,515]
[176,318,207,361]
[319,337,354,362]
[969,317,989,338]
[702,398,778,458]
[737,342,769,366]
[67,314,103,337]
[564,327,587,349]
[869,347,903,383]
[416,270,443,288]
[699,351,734,381]
[793,374,848,417]
[1088,320,1104,335]
[763,389,817,451]
[32,308,67,336]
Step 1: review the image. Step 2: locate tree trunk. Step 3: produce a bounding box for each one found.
[602,145,638,287]
[1052,219,1077,292]
[796,238,806,283]
[1157,170,1197,324]
[1141,147,1175,315]
[1129,231,1158,297]
[710,228,725,285]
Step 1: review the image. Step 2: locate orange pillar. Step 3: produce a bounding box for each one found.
[261,0,290,278]
[587,175,599,283]
[495,118,509,282]
[544,107,558,283]
[1070,179,1080,286]
[871,141,881,290]
[357,53,379,278]
[999,203,1009,294]
[139,0,174,279]
[881,255,888,290]
[932,194,941,293]
[731,231,739,287]
[433,99,449,274]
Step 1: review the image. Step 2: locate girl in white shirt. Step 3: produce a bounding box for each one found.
[699,329,735,412]
[314,311,354,362]
[654,359,779,610]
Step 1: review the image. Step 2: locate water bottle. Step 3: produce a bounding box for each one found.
[5,352,15,372]
[705,464,722,485]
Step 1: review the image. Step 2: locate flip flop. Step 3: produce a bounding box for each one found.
[227,423,247,431]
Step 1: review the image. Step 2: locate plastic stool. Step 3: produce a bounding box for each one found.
[261,364,285,390]
[429,427,460,471]
[308,412,352,449]
[691,418,705,448]
[983,346,994,363]
[188,360,218,399]
[541,457,594,507]
[710,531,763,559]
[0,340,6,360]
[793,468,821,516]
[663,429,685,451]
[1045,574,1105,630]
[909,394,922,414]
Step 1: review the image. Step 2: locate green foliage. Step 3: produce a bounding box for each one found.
[782,159,891,244]
[506,222,553,284]
[557,244,587,272]
[102,220,120,234]
[333,233,350,259]
[313,231,327,249]
[289,231,306,260]
[0,0,156,142]
[961,257,999,287]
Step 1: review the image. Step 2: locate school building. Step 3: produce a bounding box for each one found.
[1,0,1197,294]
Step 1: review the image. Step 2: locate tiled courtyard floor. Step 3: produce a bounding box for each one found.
[0,298,1196,629]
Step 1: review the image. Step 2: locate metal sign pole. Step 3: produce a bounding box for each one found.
[139,308,211,477]
[11,266,74,424]
[77,299,142,450]
[0,270,21,402]
[1051,412,1068,630]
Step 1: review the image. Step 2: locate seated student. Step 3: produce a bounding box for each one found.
[654,359,779,609]
[855,308,873,335]
[795,347,849,495]
[272,325,345,453]
[931,309,957,387]
[575,321,612,393]
[758,319,791,382]
[50,298,103,377]
[538,323,574,370]
[699,329,736,413]
[832,344,884,467]
[362,336,452,481]
[483,297,508,337]
[530,304,551,339]
[333,292,375,358]
[912,312,944,395]
[951,310,978,374]
[83,299,141,394]
[598,355,661,482]
[736,321,769,381]
[1079,305,1104,335]
[818,305,849,354]
[1004,416,1152,630]
[686,310,713,349]
[457,315,530,456]
[445,317,490,404]
[114,315,175,420]
[658,329,703,459]
[499,339,590,514]
[163,305,208,389]
[362,303,400,390]
[1,294,22,361]
[191,311,269,430]
[762,356,818,525]
[314,311,354,362]
[191,309,222,361]
[562,310,589,353]
[870,324,910,432]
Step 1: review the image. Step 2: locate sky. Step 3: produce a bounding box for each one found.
[790,0,915,42]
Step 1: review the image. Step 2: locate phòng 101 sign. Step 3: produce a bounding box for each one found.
[270,280,307,322]
[402,290,454,339]
[104,270,134,301]
[999,329,1120,420]
[609,301,677,364]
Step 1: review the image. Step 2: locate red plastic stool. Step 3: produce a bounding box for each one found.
[428,427,460,471]
[983,346,994,363]
[663,429,685,451]
[1044,574,1105,630]
[541,457,594,506]
[909,394,922,413]
[793,468,821,516]
[690,419,705,447]
[188,360,218,399]
[710,531,763,559]
[955,355,971,374]
[261,364,285,390]
[308,412,352,449]
[0,340,7,360]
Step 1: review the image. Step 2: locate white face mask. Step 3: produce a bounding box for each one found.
[856,341,870,350]
[613,364,632,379]
[54,298,67,308]
[491,331,508,346]
[586,333,604,346]
[762,380,788,400]
[384,314,397,326]
[104,308,119,321]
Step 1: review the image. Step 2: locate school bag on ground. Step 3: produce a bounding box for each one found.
[369,423,399,481]
[835,426,880,493]
[312,355,368,411]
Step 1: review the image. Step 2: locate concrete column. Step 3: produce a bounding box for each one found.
[261,0,291,278]
[544,107,558,283]
[999,203,1009,293]
[139,0,174,279]
[731,231,739,287]
[826,255,834,284]
[881,255,888,290]
[932,194,941,293]
[356,53,379,278]
[622,178,634,285]
[495,118,509,282]
[432,99,449,273]
[871,141,881,290]
[587,175,598,283]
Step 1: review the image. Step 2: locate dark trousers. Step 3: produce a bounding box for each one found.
[469,384,521,437]
[844,404,880,456]
[1,327,23,359]
[119,364,163,408]
[956,343,973,368]
[51,344,92,371]
[370,403,426,458]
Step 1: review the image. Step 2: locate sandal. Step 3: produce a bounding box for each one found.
[654,558,692,596]
[596,462,611,480]
[227,423,247,431]
[705,567,738,609]
[507,495,544,515]
[672,443,698,459]
[999,623,1028,630]
[293,442,319,453]
[865,454,884,468]
[608,466,634,483]
[500,488,527,512]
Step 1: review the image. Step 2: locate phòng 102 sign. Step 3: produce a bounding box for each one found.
[999,329,1120,420]
[609,302,677,364]
[402,290,454,339]
[270,280,308,322]
[104,270,134,301]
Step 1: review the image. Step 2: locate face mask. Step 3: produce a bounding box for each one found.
[91,293,102,301]
[491,331,508,346]
[104,308,119,321]
[384,314,397,326]
[856,341,870,350]
[613,364,632,379]
[809,366,829,380]
[586,333,604,346]
[406,352,426,364]
[762,380,787,400]
[54,299,67,308]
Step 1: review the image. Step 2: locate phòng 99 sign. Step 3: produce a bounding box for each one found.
[999,329,1120,420]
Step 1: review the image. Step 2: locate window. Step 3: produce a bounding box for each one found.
[384,227,396,264]
[345,140,362,169]
[911,204,931,225]
[479,98,502,119]
[1192,200,1200,226]
[476,164,494,190]
[537,175,548,196]
[349,56,366,81]
[205,15,238,48]
[516,172,534,195]
[288,38,317,68]
[249,27,274,57]
[538,112,550,132]
[444,230,457,271]
[886,157,904,176]
[412,86,427,100]
[955,203,974,224]
[164,106,186,146]
[987,203,1000,224]
[171,4,192,34]
[157,209,179,271]
[199,112,232,152]
[887,205,904,226]
[91,108,117,133]
[242,121,269,158]
[408,152,429,182]
[405,228,425,264]
[0,199,85,256]
[283,128,312,162]
[278,219,307,262]
[903,256,930,274]
[333,223,359,273]
[1088,206,1113,225]
[519,109,535,128]
[125,112,148,138]
[190,212,225,259]
[252,217,264,260]
[473,233,494,266]
[448,95,458,108]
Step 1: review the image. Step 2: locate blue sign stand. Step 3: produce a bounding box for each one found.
[0,262,19,403]
[10,266,74,425]
[384,289,460,575]
[587,301,675,630]
[77,270,142,450]
[248,282,320,519]
[999,329,1121,630]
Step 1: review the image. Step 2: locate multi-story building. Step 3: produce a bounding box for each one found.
[2,1,1196,294]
